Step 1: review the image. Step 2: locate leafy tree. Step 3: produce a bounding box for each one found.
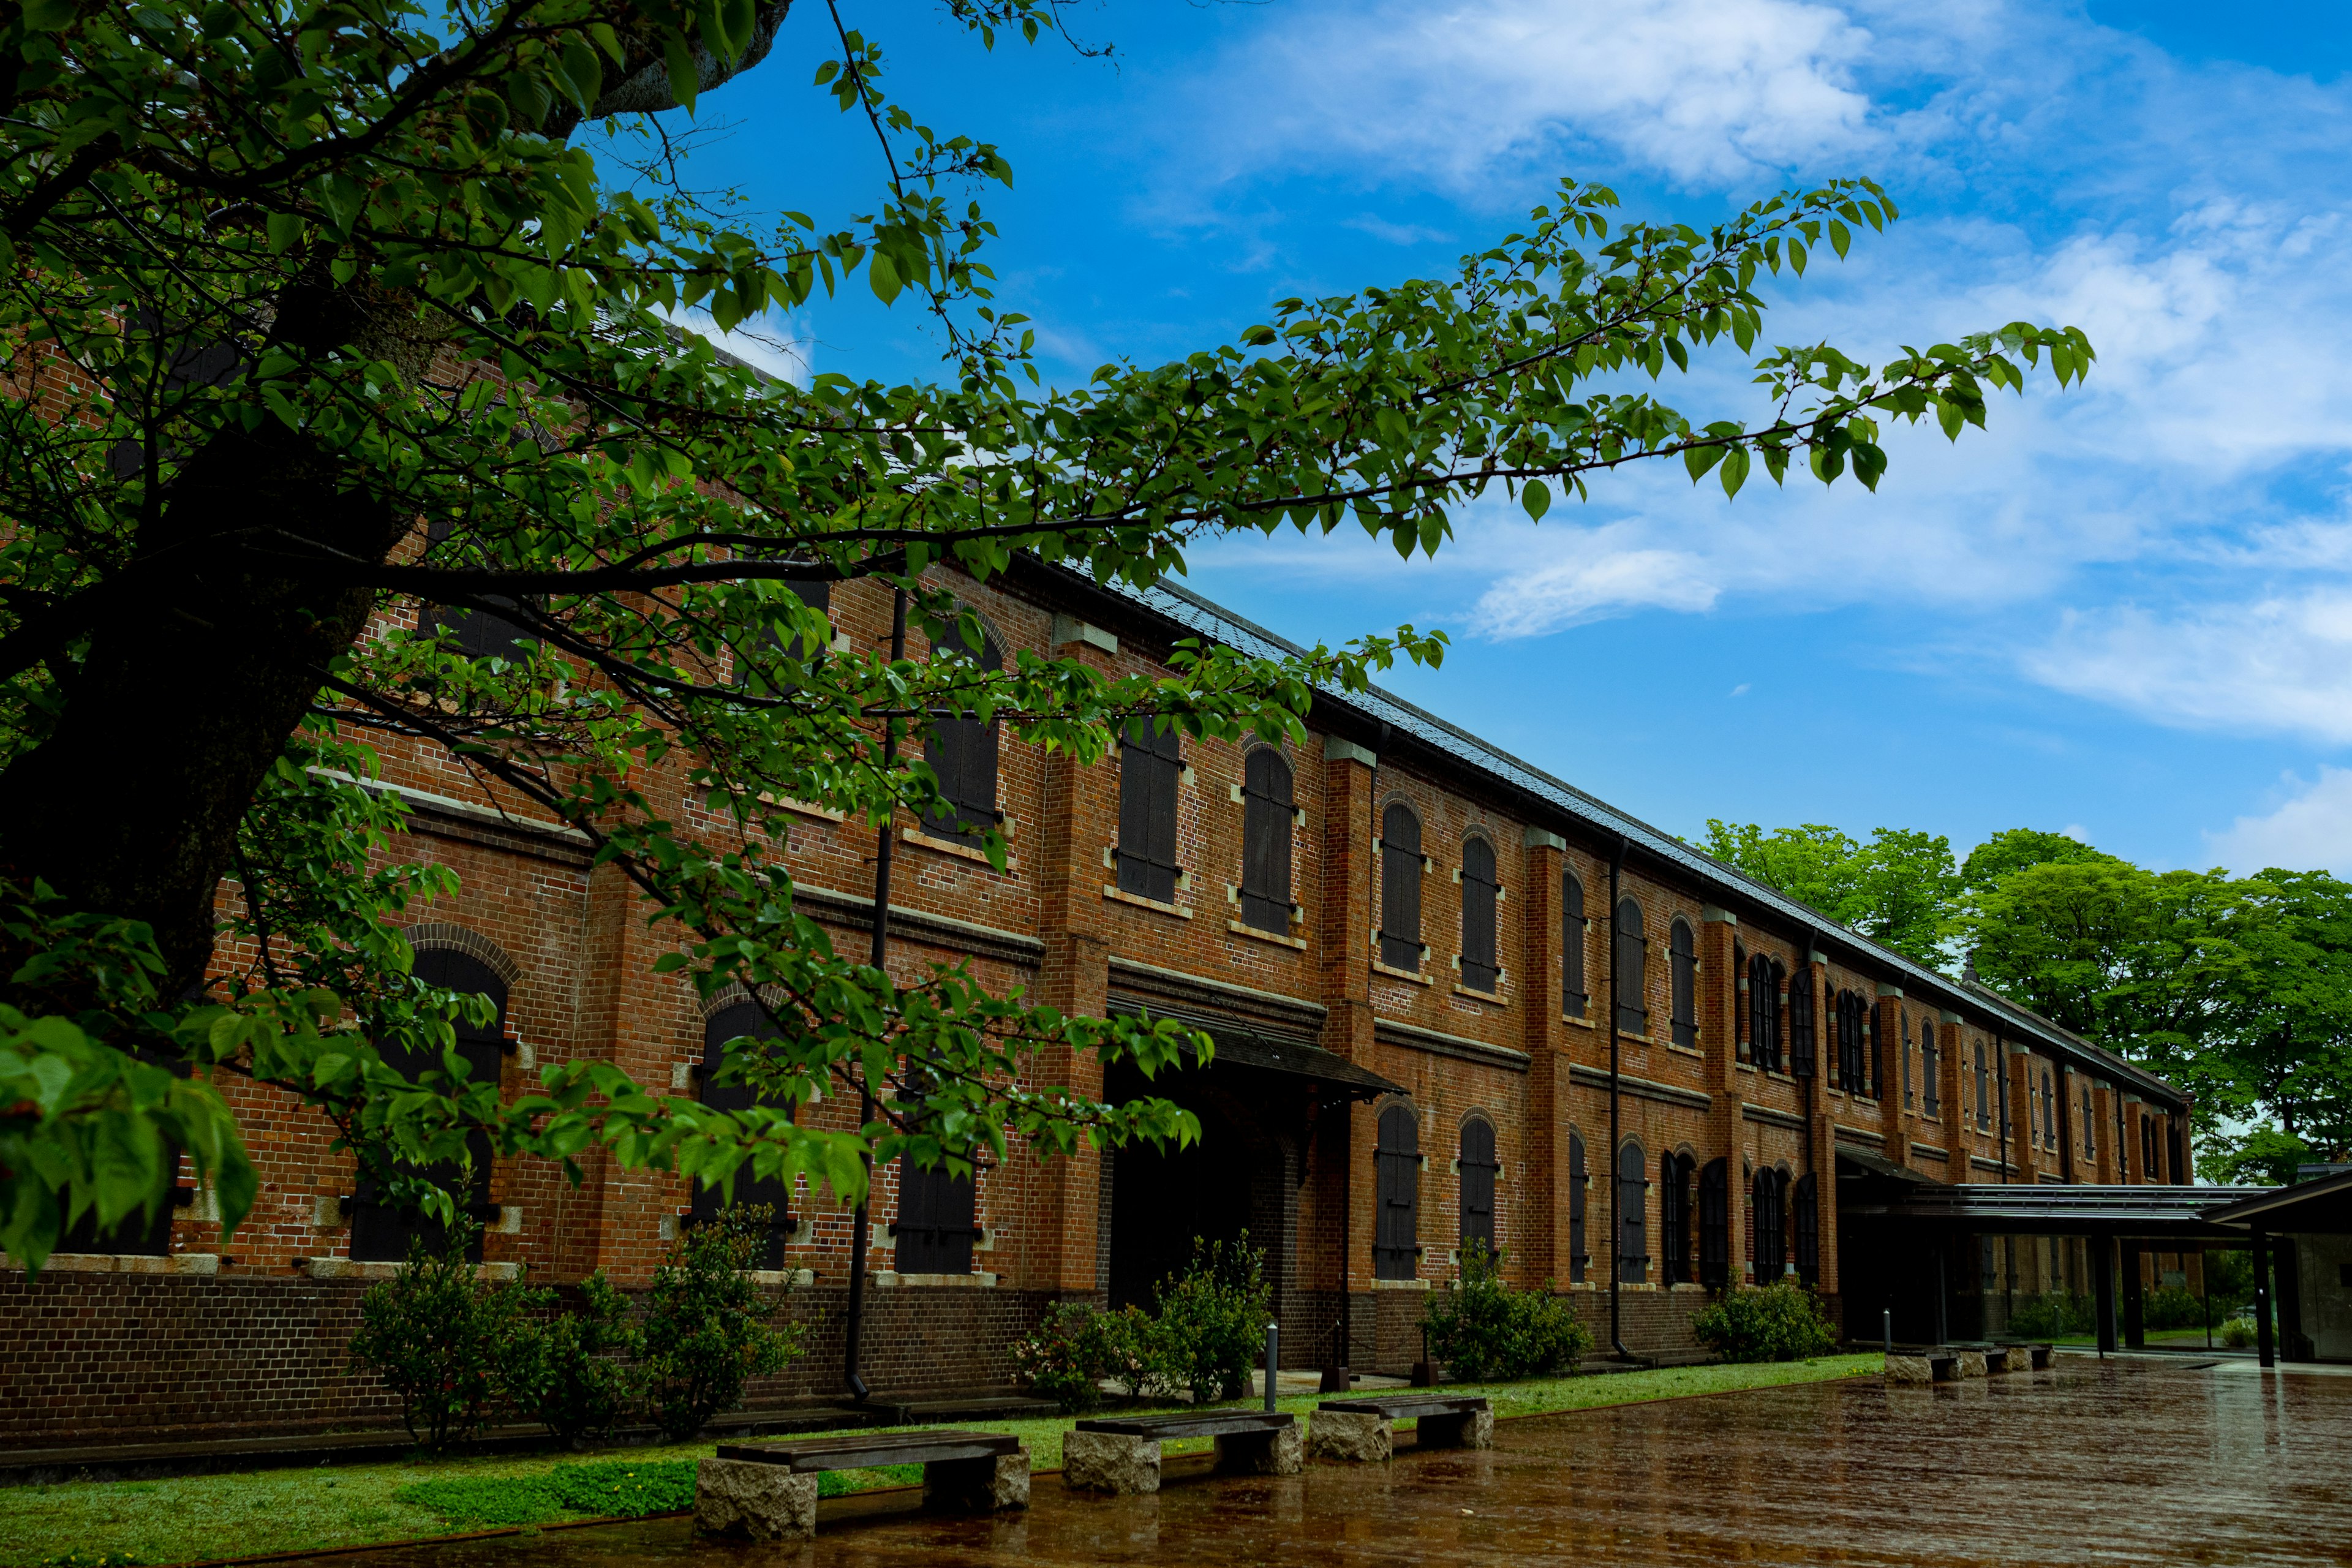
[1958,827,2113,892]
[1698,820,1957,966]
[0,0,2091,1270]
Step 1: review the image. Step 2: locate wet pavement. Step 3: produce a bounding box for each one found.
[306,1359,2352,1567]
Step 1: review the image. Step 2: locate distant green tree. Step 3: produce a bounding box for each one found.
[1697,820,1956,967]
[1957,827,2113,892]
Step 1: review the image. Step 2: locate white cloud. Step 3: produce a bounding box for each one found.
[2207,768,2352,876]
[1472,537,1721,633]
[658,305,813,386]
[2024,592,2352,745]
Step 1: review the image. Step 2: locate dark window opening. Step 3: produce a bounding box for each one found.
[1733,943,1749,1062]
[351,948,505,1263]
[1789,978,1816,1079]
[1616,1139,1649,1283]
[1902,1012,1915,1107]
[1669,919,1698,1049]
[1459,1117,1498,1253]
[1116,720,1184,903]
[1749,954,1783,1073]
[1615,897,1648,1036]
[895,1159,979,1275]
[1975,1042,1991,1129]
[1792,1172,1820,1286]
[1379,804,1425,972]
[1567,1129,1589,1284]
[1923,1020,1942,1114]
[2042,1069,2057,1148]
[1461,837,1501,993]
[1239,748,1296,934]
[1697,1158,1730,1289]
[689,1000,798,1270]
[1659,1152,1694,1286]
[1374,1103,1422,1280]
[1836,989,1869,1095]
[1562,873,1588,1017]
[922,631,1003,846]
[1753,1169,1787,1279]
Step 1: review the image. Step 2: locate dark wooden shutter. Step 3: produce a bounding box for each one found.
[1116,720,1182,902]
[1562,873,1587,1017]
[1373,1104,1420,1280]
[1697,1158,1729,1288]
[1615,1140,1648,1283]
[1789,978,1815,1079]
[1615,898,1647,1035]
[1792,1172,1820,1285]
[1753,1170,1785,1278]
[1458,1118,1497,1252]
[351,949,506,1263]
[1460,837,1499,992]
[1659,1153,1689,1285]
[422,518,535,662]
[2043,1071,2058,1147]
[1379,804,1423,971]
[1975,1043,1990,1128]
[894,1159,978,1275]
[1924,1024,1941,1114]
[1750,955,1780,1072]
[922,634,1002,846]
[1240,748,1294,933]
[1669,919,1697,1047]
[689,1000,797,1270]
[1567,1130,1588,1283]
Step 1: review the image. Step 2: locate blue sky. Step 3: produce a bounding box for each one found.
[660,0,2352,877]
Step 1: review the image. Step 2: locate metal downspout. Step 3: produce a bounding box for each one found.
[1608,835,1629,1360]
[842,584,907,1402]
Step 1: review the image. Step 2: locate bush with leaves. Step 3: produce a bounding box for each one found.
[1152,1234,1272,1404]
[501,1272,645,1446]
[1008,1299,1118,1413]
[638,1204,803,1439]
[1690,1281,1841,1363]
[2005,1291,2095,1341]
[1421,1242,1592,1381]
[345,1217,530,1450]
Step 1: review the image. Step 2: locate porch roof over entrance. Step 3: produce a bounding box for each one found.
[1841,1181,2271,1240]
[2203,1166,2352,1233]
[1104,996,1404,1101]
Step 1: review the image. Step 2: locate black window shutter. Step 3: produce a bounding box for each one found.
[894,1160,978,1275]
[1567,1131,1588,1283]
[352,948,507,1264]
[1615,1140,1648,1283]
[1458,1118,1497,1251]
[1116,720,1181,902]
[922,634,1001,846]
[1669,919,1697,1047]
[1697,1158,1729,1289]
[1614,898,1646,1035]
[1659,1153,1689,1285]
[1373,1104,1420,1280]
[1240,749,1294,933]
[1793,1173,1820,1284]
[688,1000,796,1269]
[1562,873,1586,1017]
[1461,837,1499,992]
[1754,1170,1785,1278]
[1379,804,1422,971]
[1789,979,1815,1079]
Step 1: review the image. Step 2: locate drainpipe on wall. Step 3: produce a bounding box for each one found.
[1608,834,1629,1360]
[841,585,908,1403]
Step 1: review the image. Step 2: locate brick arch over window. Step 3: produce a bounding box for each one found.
[1458,1112,1499,1253]
[1460,833,1501,993]
[1374,1099,1422,1280]
[400,923,523,990]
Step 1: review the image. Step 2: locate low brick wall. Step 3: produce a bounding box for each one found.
[0,1272,1058,1451]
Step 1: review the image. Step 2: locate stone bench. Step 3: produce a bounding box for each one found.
[1996,1340,2055,1370]
[1883,1346,1983,1385]
[696,1430,1028,1540]
[1310,1393,1494,1461]
[1064,1411,1300,1495]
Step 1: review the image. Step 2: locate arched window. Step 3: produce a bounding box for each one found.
[1668,919,1698,1049]
[1974,1042,1991,1129]
[1373,1103,1422,1280]
[1749,954,1782,1073]
[1902,1012,1915,1107]
[1659,1152,1694,1285]
[1789,975,1816,1079]
[1752,1169,1786,1279]
[352,948,507,1264]
[1460,837,1501,993]
[1459,1117,1498,1252]
[1615,897,1648,1035]
[922,629,1003,846]
[690,1000,798,1269]
[2043,1069,2058,1147]
[1792,1172,1820,1286]
[1922,1020,1941,1115]
[895,1157,979,1275]
[1616,1140,1649,1283]
[1697,1158,1730,1289]
[1379,804,1425,972]
[1238,748,1295,934]
[1562,873,1589,1019]
[1116,720,1184,902]
[1567,1129,1589,1284]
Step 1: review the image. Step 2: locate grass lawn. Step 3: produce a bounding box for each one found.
[0,1355,1879,1568]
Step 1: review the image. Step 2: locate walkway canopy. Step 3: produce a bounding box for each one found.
[1842,1177,2270,1242]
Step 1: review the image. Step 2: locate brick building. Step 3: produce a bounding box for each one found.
[1,558,2203,1450]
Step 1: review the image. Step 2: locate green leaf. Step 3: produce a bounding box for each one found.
[665,34,701,115]
[867,248,902,304]
[1719,447,1751,499]
[1521,479,1551,521]
[21,0,77,31]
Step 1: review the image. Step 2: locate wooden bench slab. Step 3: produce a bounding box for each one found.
[1074,1411,1295,1441]
[716,1430,1020,1472]
[1319,1393,1490,1420]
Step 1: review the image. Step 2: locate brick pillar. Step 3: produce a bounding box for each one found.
[1522,829,1567,1285]
[1801,950,1838,1294]
[1705,907,1745,1281]
[1875,989,1910,1169]
[1936,1013,1966,1179]
[2090,1082,2117,1183]
[1316,737,1378,1359]
[2122,1096,2146,1187]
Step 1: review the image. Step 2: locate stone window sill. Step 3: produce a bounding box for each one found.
[755,792,845,823]
[296,1257,521,1282]
[1102,885,1191,919]
[1665,1042,1704,1060]
[1562,1010,1594,1029]
[2,1251,221,1276]
[750,1268,816,1287]
[903,826,1017,871]
[1370,1276,1431,1292]
[1228,919,1306,950]
[873,1270,998,1289]
[1453,983,1507,1006]
[1372,960,1432,986]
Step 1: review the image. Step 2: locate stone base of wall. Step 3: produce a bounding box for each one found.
[0,1272,1063,1451]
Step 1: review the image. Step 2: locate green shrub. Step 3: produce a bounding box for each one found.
[502,1272,645,1445]
[1094,1303,1174,1402]
[2143,1285,2207,1331]
[1689,1281,1839,1363]
[2220,1317,2256,1349]
[638,1204,804,1439]
[346,1216,532,1450]
[1009,1299,1115,1413]
[2005,1291,2095,1340]
[1153,1234,1272,1404]
[1421,1242,1592,1381]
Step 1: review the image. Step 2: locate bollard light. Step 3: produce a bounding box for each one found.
[1265,1321,1280,1412]
[1883,1308,1892,1358]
